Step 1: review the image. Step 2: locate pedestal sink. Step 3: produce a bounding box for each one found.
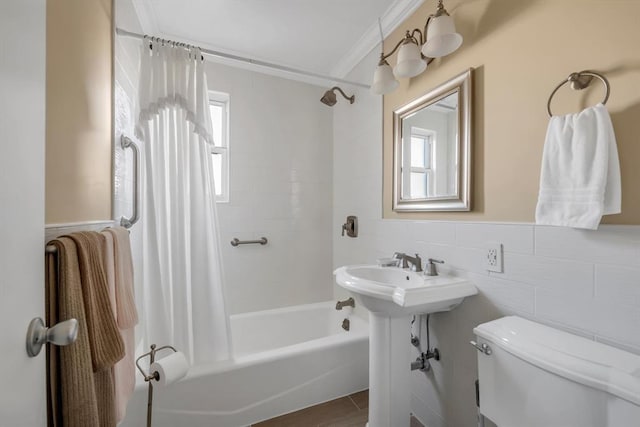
[334,264,477,427]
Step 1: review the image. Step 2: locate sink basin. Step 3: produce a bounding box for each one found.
[334,264,477,317]
[335,264,477,426]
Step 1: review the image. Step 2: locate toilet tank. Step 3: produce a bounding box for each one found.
[474,316,640,427]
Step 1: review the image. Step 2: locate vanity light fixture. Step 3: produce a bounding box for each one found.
[372,0,463,95]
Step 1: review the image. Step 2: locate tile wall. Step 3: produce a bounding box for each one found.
[205,63,334,315]
[333,49,640,427]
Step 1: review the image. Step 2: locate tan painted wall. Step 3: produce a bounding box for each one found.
[383,0,640,223]
[46,0,113,223]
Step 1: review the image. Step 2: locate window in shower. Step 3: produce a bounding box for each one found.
[209,91,229,202]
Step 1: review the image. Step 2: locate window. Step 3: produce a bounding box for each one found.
[209,91,229,202]
[408,128,434,199]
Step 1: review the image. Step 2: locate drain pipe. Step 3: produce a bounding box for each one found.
[410,314,440,372]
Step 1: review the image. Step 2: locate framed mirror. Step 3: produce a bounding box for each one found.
[392,68,472,211]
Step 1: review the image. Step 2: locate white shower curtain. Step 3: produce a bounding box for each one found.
[135,40,231,364]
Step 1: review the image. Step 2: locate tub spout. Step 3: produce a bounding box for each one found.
[335,297,355,310]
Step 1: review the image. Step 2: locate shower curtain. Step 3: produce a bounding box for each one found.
[135,40,231,364]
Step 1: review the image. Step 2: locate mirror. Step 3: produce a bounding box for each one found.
[393,68,472,211]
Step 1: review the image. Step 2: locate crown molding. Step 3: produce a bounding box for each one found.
[330,0,425,79]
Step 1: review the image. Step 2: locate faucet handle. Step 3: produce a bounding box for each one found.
[392,252,405,259]
[425,258,445,276]
[409,254,423,272]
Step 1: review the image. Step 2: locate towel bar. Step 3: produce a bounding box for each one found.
[230,237,268,247]
[45,227,129,254]
[547,70,610,117]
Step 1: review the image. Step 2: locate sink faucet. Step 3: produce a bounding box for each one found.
[393,252,423,272]
[336,297,355,310]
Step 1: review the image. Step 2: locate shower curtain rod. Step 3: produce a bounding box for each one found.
[116,28,370,89]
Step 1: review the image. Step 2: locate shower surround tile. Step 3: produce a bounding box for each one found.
[207,61,334,315]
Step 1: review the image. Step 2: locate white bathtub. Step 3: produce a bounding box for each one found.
[121,301,369,427]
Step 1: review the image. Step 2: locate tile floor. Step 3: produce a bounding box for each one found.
[252,390,424,427]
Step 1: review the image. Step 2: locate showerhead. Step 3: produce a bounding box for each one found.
[320,87,355,107]
[320,90,337,106]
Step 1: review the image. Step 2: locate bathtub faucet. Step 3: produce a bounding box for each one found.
[335,297,355,310]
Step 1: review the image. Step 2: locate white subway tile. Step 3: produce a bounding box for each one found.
[494,252,594,296]
[535,289,595,333]
[468,273,536,314]
[536,288,640,348]
[407,221,456,245]
[591,301,640,348]
[530,316,596,340]
[455,223,534,254]
[374,220,412,254]
[595,336,640,356]
[595,264,640,307]
[427,244,486,275]
[411,394,446,427]
[535,225,640,265]
[447,363,483,427]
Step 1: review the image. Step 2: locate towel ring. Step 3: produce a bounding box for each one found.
[547,70,610,117]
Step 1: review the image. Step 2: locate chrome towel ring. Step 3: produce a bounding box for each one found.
[547,70,610,117]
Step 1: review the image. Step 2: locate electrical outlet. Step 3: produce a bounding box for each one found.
[485,242,503,273]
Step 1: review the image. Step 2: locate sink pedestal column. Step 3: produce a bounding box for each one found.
[367,313,411,427]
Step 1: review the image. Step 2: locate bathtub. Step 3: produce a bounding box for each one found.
[121,301,369,427]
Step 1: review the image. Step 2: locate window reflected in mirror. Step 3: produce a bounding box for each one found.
[408,129,432,199]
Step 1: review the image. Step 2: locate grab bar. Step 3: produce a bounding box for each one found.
[120,135,140,229]
[230,237,268,247]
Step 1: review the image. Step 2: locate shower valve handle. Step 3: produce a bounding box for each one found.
[341,216,358,238]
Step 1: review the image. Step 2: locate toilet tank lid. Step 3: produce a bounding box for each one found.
[474,316,640,407]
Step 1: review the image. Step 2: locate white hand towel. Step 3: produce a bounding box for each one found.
[535,103,621,230]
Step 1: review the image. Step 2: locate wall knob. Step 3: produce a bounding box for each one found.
[26,317,78,357]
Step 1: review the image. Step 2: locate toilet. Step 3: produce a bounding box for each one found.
[473,316,640,427]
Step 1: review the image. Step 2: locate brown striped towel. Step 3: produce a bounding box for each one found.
[46,232,125,427]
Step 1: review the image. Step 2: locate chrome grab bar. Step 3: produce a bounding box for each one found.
[230,237,268,247]
[120,135,140,229]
